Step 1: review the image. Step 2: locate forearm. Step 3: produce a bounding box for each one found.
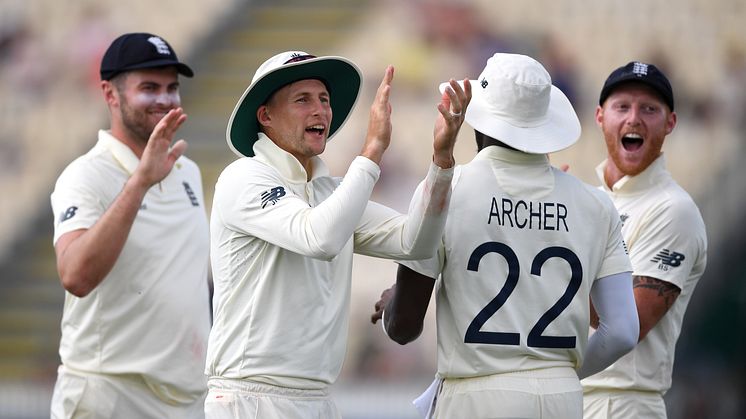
[57,176,149,296]
[399,163,453,259]
[303,156,380,258]
[578,272,639,379]
[383,264,435,344]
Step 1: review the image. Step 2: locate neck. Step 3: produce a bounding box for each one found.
[110,125,146,158]
[603,158,625,189]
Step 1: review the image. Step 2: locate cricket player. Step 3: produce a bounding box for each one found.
[204,50,471,418]
[581,61,708,419]
[50,33,210,418]
[372,53,640,419]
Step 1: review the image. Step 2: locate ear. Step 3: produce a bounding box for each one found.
[665,110,677,135]
[101,80,118,108]
[594,105,604,128]
[257,105,271,128]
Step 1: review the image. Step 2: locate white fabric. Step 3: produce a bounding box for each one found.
[204,378,340,419]
[50,130,211,405]
[51,365,205,419]
[582,155,707,394]
[443,53,580,154]
[432,367,582,419]
[583,389,667,419]
[577,272,638,379]
[400,145,632,379]
[206,134,453,389]
[412,377,442,419]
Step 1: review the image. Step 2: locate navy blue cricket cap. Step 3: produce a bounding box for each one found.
[599,61,674,111]
[100,32,194,81]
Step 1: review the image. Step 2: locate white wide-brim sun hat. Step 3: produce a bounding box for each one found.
[227,51,362,157]
[441,53,580,154]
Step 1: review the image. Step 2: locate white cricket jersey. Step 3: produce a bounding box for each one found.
[401,146,632,378]
[50,130,211,403]
[582,155,707,394]
[206,134,452,389]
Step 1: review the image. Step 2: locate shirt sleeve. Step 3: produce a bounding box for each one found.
[627,198,706,289]
[353,161,454,260]
[577,271,639,379]
[216,156,381,260]
[50,161,109,245]
[595,193,634,279]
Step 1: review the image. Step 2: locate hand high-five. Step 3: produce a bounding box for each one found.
[135,108,188,187]
[433,79,471,168]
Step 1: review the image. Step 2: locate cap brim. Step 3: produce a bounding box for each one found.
[103,59,194,79]
[441,81,580,154]
[227,57,362,158]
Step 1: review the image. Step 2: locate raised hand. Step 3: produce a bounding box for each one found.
[360,65,394,165]
[433,78,471,168]
[133,108,188,187]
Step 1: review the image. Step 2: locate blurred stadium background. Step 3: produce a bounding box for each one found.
[1,0,744,418]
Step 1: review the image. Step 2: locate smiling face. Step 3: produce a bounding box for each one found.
[258,79,332,174]
[597,82,676,186]
[104,67,181,153]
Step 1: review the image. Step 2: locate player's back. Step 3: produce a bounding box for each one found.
[434,147,629,378]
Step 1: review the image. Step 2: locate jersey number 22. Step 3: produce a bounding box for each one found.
[465,242,582,349]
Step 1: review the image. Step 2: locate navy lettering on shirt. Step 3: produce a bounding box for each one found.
[488,197,569,232]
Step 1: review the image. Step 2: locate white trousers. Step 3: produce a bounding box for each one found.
[583,389,667,419]
[50,365,205,419]
[204,378,341,419]
[433,367,583,419]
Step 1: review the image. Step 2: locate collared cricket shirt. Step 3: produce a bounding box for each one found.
[50,130,211,403]
[582,155,707,394]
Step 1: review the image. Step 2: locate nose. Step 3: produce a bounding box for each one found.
[155,91,180,107]
[625,105,642,126]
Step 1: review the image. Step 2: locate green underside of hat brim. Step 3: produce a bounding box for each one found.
[228,60,361,157]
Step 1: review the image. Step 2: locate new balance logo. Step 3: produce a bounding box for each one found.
[261,187,286,208]
[651,248,685,270]
[481,78,488,88]
[620,213,629,224]
[58,206,78,223]
[182,182,200,207]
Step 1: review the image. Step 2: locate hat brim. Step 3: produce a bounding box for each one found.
[442,81,580,154]
[102,59,194,80]
[227,57,362,158]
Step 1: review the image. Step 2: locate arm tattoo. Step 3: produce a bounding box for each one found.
[633,276,681,310]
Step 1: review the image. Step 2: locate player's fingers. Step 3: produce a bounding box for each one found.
[375,66,394,105]
[169,139,188,162]
[154,108,187,142]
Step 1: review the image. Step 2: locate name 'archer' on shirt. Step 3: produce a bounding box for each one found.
[488,197,569,232]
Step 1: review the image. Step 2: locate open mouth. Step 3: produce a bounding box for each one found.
[622,133,644,151]
[306,124,326,137]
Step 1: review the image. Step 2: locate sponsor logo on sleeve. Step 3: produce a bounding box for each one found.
[651,248,685,271]
[58,206,78,224]
[261,187,286,209]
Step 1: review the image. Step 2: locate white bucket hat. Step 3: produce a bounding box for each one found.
[442,53,580,154]
[227,51,362,157]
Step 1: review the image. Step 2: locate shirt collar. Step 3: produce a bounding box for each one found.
[596,154,668,193]
[473,145,554,199]
[98,130,140,175]
[252,133,329,182]
[473,145,551,165]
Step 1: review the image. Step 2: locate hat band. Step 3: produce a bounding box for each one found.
[284,54,317,64]
[484,102,550,128]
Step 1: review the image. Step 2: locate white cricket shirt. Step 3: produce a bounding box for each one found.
[401,146,632,378]
[206,134,453,389]
[582,155,707,394]
[50,130,211,404]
